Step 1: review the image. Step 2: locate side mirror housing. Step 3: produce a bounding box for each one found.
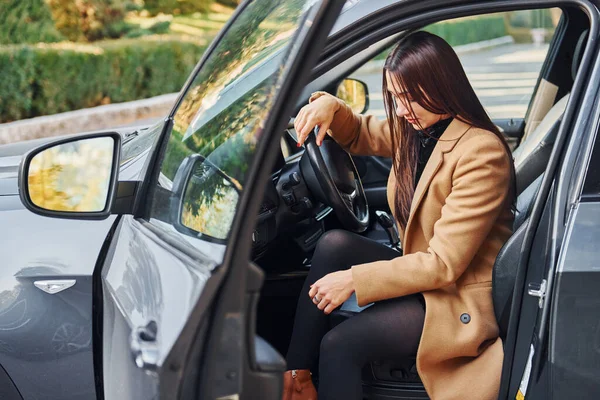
[18,132,121,220]
[336,78,369,114]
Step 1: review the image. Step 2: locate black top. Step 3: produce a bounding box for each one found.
[414,117,453,186]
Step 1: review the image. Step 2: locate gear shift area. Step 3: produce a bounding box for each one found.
[375,210,402,253]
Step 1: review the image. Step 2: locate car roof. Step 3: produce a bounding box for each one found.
[333,0,400,35]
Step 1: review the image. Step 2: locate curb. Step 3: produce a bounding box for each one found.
[357,35,515,74]
[0,93,179,145]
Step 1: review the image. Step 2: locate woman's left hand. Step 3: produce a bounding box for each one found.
[308,270,355,315]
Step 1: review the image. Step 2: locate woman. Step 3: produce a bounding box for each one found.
[282,31,515,400]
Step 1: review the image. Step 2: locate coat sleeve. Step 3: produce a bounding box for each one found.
[350,134,512,306]
[308,91,393,157]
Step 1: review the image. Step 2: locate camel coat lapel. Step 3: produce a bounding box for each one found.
[403,119,472,251]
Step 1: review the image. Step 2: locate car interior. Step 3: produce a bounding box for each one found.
[248,5,591,399]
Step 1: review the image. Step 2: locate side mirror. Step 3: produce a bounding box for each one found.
[19,133,121,220]
[336,78,369,114]
[171,154,241,242]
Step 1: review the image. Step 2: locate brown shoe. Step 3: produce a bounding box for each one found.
[282,370,317,400]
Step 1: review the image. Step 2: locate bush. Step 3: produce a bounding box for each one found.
[124,1,144,11]
[144,0,212,16]
[149,20,172,34]
[104,21,138,39]
[424,14,507,47]
[46,0,127,42]
[216,0,241,8]
[125,28,153,38]
[0,48,36,120]
[0,0,64,45]
[0,38,206,122]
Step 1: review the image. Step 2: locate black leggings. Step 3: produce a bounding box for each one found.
[286,230,426,400]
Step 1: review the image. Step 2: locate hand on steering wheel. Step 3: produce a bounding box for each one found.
[294,95,341,146]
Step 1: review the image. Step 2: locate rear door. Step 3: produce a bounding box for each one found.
[97,1,344,399]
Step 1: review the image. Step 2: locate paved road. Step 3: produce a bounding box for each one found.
[351,43,548,120]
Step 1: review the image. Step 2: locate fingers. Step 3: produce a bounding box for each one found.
[316,121,330,146]
[294,108,313,146]
[316,296,328,310]
[317,296,340,314]
[294,109,307,144]
[298,118,316,146]
[309,282,327,310]
[324,303,337,315]
[294,106,327,147]
[309,286,339,314]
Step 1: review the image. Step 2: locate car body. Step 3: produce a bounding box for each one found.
[0,0,600,399]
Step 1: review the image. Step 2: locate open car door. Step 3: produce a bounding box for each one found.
[98,0,344,399]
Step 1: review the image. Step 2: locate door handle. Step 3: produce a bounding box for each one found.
[34,279,76,294]
[130,320,159,371]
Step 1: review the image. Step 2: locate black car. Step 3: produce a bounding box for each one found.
[1,0,599,399]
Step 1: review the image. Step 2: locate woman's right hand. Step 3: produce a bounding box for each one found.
[294,94,341,147]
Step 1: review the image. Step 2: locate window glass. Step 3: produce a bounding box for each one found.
[348,9,561,120]
[149,0,318,259]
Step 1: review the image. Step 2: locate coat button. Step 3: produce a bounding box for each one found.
[460,313,471,324]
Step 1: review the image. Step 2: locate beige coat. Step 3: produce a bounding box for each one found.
[309,92,514,400]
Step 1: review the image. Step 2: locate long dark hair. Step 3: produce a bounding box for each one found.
[382,31,516,230]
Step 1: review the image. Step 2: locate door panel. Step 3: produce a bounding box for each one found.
[505,190,554,399]
[547,202,600,399]
[101,216,222,399]
[99,1,344,399]
[0,200,115,400]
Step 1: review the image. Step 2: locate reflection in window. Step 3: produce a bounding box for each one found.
[152,0,315,245]
[180,160,240,241]
[28,137,114,212]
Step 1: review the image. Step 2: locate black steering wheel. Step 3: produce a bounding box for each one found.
[303,128,369,233]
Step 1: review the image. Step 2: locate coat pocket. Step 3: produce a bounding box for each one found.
[457,283,499,356]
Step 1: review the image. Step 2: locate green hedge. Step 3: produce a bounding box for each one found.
[374,15,508,61]
[423,15,507,47]
[0,38,206,122]
[0,0,64,45]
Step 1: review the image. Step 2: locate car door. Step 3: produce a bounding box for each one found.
[97,1,344,399]
[497,4,600,398]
